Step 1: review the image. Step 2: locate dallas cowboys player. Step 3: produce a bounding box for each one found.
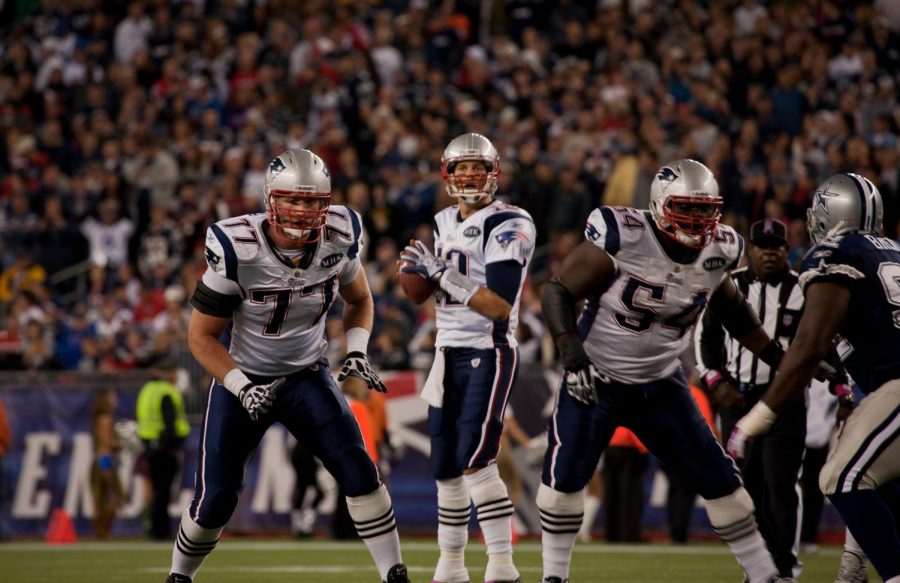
[538,160,804,583]
[730,173,900,583]
[400,133,535,583]
[165,149,409,583]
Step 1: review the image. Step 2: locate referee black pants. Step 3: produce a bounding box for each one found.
[720,390,806,578]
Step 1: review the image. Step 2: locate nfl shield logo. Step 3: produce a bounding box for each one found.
[782,314,793,327]
[471,358,481,368]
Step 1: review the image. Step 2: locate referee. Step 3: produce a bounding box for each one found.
[694,218,807,579]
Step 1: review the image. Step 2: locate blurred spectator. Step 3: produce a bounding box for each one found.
[602,428,649,543]
[0,396,9,540]
[136,360,190,540]
[90,389,123,539]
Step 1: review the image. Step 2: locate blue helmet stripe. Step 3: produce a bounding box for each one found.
[846,173,870,232]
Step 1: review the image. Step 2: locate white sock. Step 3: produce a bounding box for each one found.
[844,527,865,555]
[435,477,471,582]
[465,465,518,581]
[537,484,583,580]
[170,510,222,579]
[542,530,579,579]
[578,494,601,541]
[346,484,402,580]
[704,489,777,583]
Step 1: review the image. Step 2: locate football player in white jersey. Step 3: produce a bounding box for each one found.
[536,159,837,583]
[400,133,535,583]
[165,149,409,583]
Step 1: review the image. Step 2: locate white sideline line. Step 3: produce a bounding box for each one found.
[0,541,844,556]
[143,565,543,574]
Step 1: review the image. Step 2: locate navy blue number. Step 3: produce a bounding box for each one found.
[615,276,709,337]
[615,277,664,332]
[662,290,709,338]
[250,288,292,336]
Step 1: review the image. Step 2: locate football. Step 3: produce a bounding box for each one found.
[399,262,438,305]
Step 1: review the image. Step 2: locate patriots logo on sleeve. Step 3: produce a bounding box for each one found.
[495,230,530,250]
[205,246,220,265]
[586,222,602,241]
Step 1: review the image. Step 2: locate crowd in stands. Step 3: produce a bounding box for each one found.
[0,0,898,377]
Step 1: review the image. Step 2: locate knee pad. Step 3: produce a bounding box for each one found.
[346,483,396,539]
[465,464,513,522]
[703,487,757,542]
[536,483,584,534]
[437,477,471,526]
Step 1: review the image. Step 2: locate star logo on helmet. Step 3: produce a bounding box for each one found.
[814,190,839,215]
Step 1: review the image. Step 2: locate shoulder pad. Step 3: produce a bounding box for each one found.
[324,206,363,259]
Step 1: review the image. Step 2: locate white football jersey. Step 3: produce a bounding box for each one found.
[433,201,536,349]
[580,206,743,383]
[200,207,363,376]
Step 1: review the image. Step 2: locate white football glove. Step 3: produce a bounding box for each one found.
[338,351,388,392]
[399,240,447,281]
[565,364,609,406]
[238,378,284,421]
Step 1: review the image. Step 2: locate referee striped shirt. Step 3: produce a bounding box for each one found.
[694,266,805,390]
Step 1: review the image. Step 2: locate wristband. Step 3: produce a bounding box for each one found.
[346,327,370,355]
[439,269,480,305]
[703,369,724,389]
[98,454,112,470]
[832,383,852,398]
[740,401,778,436]
[223,368,252,398]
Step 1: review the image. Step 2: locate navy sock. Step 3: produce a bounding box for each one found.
[877,480,900,535]
[830,489,900,579]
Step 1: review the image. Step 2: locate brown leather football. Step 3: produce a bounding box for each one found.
[399,262,438,305]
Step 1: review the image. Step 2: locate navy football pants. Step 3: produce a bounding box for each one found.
[543,371,741,499]
[189,361,378,528]
[429,346,518,480]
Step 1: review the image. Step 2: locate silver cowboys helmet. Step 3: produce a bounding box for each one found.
[649,159,723,248]
[264,149,331,241]
[440,132,500,204]
[807,173,883,245]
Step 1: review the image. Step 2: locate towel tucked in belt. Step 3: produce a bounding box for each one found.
[420,349,446,408]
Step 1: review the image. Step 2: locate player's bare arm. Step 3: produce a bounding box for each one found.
[339,267,375,332]
[707,275,776,357]
[762,282,850,413]
[188,309,238,384]
[337,268,388,393]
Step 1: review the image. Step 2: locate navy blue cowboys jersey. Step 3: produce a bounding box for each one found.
[799,233,900,394]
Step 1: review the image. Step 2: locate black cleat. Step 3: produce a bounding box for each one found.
[538,578,567,583]
[385,563,411,583]
[165,574,192,583]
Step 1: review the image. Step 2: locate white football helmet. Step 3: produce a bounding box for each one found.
[440,133,500,204]
[807,172,883,245]
[264,149,331,241]
[649,159,723,248]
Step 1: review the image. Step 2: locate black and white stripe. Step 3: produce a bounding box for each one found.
[438,504,472,527]
[712,513,758,543]
[539,507,583,534]
[353,507,397,539]
[475,497,514,522]
[175,525,218,558]
[696,267,803,389]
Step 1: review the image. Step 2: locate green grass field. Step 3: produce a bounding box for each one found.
[0,539,880,582]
